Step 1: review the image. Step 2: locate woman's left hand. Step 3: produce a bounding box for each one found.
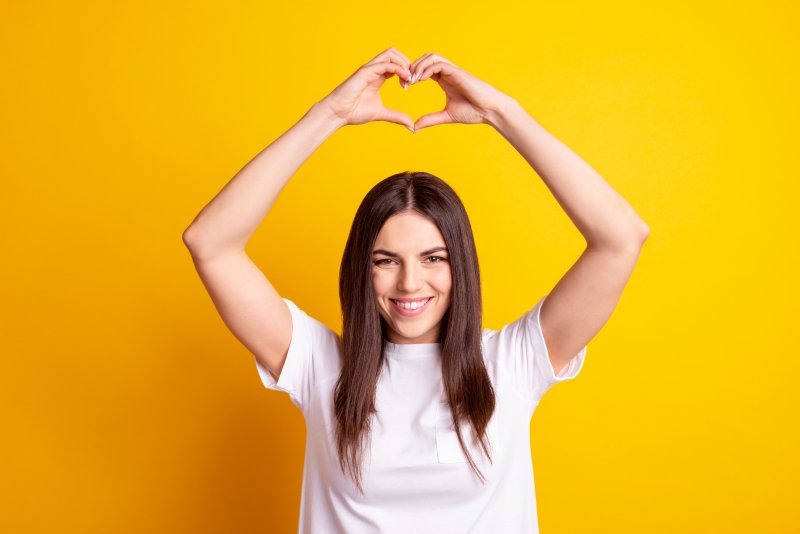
[408,53,514,131]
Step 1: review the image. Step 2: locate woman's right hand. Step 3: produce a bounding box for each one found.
[318,48,414,131]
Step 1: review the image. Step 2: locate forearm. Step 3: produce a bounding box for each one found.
[183,102,346,259]
[486,98,648,250]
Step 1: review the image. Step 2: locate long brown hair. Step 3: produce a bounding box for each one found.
[336,171,496,495]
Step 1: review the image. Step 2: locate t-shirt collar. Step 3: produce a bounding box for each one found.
[383,339,441,358]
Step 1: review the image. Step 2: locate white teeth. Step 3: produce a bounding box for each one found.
[393,298,430,310]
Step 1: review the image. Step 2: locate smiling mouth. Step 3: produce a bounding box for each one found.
[390,297,432,304]
[389,297,433,312]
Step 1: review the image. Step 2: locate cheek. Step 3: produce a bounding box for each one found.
[372,269,391,293]
[430,268,452,291]
[371,272,389,317]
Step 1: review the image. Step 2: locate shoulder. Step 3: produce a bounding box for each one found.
[283,298,343,382]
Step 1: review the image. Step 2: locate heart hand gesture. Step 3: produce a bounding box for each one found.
[408,52,512,131]
[317,48,513,133]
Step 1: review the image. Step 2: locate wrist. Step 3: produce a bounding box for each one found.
[310,100,348,131]
[483,95,523,131]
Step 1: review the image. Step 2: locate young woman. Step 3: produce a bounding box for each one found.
[183,48,648,533]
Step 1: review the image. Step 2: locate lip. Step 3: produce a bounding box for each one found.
[389,297,433,317]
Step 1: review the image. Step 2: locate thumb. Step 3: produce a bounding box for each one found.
[413,110,453,131]
[376,107,415,132]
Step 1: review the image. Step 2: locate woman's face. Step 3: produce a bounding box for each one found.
[372,211,452,344]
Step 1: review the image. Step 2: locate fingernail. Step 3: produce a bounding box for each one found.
[406,125,415,133]
[403,81,408,90]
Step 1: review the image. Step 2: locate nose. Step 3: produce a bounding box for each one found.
[397,261,424,293]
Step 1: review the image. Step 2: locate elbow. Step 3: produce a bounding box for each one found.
[623,211,650,247]
[182,226,198,250]
[181,227,245,262]
[624,220,650,250]
[638,220,650,243]
[590,219,649,254]
[182,226,207,255]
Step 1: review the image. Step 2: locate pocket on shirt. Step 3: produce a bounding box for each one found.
[435,400,499,464]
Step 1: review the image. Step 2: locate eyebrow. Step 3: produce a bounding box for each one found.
[372,246,448,258]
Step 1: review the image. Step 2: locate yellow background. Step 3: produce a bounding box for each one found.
[2,1,798,532]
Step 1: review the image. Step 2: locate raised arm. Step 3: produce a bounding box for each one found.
[485,98,648,376]
[183,48,415,380]
[408,52,648,376]
[182,103,342,258]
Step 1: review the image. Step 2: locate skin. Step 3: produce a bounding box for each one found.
[185,47,647,381]
[372,210,452,344]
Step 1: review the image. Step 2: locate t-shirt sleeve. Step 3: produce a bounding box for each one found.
[253,297,338,413]
[494,294,587,409]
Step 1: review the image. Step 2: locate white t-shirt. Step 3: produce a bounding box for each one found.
[254,295,587,533]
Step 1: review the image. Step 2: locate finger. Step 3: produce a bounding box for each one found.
[376,106,415,131]
[413,109,454,131]
[410,53,455,83]
[391,47,411,65]
[409,52,433,82]
[382,56,413,84]
[366,47,411,73]
[416,60,455,84]
[409,52,433,69]
[367,47,409,65]
[367,53,408,74]
[388,52,413,82]
[365,61,412,90]
[365,47,396,65]
[364,61,412,84]
[391,52,415,88]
